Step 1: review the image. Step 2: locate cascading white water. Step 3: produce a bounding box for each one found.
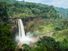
[18,19,25,37]
[16,19,32,45]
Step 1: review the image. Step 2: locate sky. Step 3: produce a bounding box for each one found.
[18,0,68,8]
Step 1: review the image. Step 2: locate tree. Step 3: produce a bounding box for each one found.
[36,36,60,51]
[0,2,16,51]
[0,2,9,22]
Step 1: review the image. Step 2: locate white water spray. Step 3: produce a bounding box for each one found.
[16,19,32,45]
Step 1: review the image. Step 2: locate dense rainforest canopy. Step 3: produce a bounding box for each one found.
[0,0,68,51]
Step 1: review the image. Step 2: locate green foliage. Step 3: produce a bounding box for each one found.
[0,1,68,51]
[22,44,31,51]
[0,0,16,4]
[22,36,60,51]
[36,36,59,51]
[7,1,59,19]
[55,8,68,19]
[0,2,9,22]
[54,19,68,31]
[0,23,16,51]
[52,29,68,50]
[22,36,68,51]
[0,2,16,51]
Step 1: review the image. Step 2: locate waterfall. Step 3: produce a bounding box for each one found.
[18,19,25,37]
[16,19,32,45]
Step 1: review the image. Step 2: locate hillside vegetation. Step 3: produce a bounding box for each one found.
[0,1,68,51]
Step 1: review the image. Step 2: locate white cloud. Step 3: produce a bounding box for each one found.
[17,0,68,8]
[48,0,68,8]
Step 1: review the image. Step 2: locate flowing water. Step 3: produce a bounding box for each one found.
[15,19,32,45]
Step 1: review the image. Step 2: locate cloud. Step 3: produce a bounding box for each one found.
[48,0,68,8]
[18,0,68,8]
[25,0,53,3]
